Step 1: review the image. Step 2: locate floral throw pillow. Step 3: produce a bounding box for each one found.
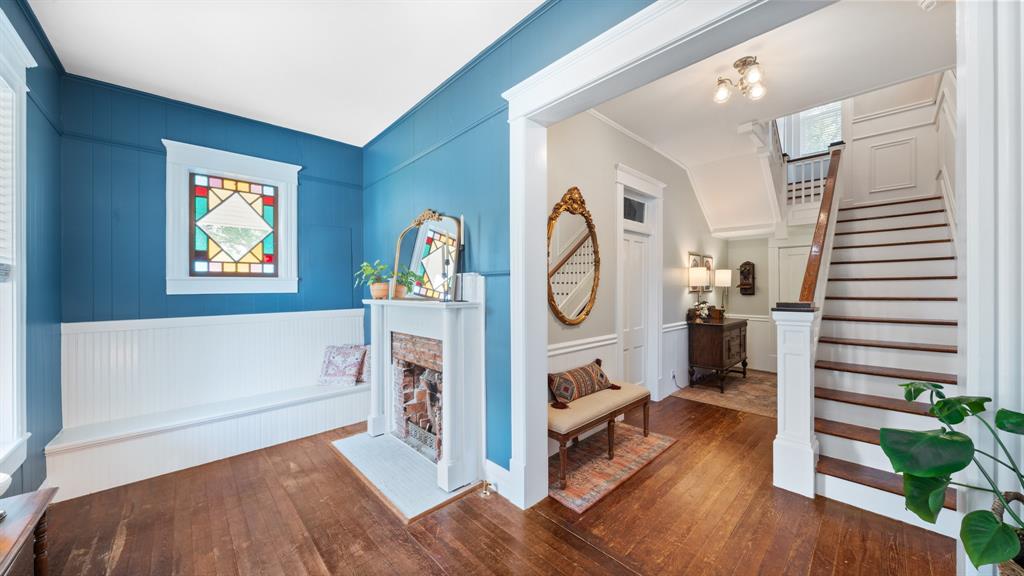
[320,345,367,387]
[548,359,611,406]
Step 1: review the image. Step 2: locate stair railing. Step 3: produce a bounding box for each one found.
[771,142,844,499]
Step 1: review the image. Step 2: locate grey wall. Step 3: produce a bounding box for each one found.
[726,238,770,316]
[547,111,726,344]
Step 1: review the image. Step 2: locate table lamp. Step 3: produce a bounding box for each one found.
[715,269,733,314]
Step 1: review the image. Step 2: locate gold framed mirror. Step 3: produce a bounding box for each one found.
[547,187,600,325]
[393,209,462,301]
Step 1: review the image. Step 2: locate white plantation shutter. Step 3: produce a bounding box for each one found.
[776,101,843,157]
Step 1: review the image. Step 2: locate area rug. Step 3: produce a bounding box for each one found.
[671,369,776,418]
[548,423,675,514]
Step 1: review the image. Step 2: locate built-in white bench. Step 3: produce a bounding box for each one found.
[46,309,368,501]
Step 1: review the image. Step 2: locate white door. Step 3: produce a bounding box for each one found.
[779,245,811,302]
[622,232,649,385]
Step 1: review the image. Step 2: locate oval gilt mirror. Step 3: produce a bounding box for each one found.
[547,187,600,325]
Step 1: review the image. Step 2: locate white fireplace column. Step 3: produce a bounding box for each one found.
[364,274,485,492]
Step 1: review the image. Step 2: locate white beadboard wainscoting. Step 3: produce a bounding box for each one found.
[47,309,368,501]
[725,314,775,373]
[661,322,689,397]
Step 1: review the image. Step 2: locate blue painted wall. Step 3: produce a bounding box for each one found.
[362,0,653,469]
[0,0,63,493]
[60,76,363,322]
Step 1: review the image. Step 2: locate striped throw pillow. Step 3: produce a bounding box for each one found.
[548,360,611,406]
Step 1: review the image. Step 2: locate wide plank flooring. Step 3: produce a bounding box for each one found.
[45,397,954,575]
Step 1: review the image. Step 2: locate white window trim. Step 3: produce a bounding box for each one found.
[162,139,301,295]
[0,9,36,477]
[778,101,843,157]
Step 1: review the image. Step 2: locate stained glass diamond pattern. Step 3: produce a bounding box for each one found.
[196,193,272,261]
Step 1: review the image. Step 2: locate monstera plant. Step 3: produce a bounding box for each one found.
[880,382,1024,569]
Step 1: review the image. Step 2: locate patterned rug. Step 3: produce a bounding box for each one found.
[548,423,675,514]
[671,369,777,418]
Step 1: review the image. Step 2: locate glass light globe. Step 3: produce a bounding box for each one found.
[744,63,764,85]
[713,79,732,104]
[747,82,767,101]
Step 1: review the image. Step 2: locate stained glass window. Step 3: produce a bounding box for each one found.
[189,172,277,277]
[412,228,457,299]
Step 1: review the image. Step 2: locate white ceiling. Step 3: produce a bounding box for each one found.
[29,0,542,146]
[595,0,955,170]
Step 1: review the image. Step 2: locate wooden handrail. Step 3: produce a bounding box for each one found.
[548,233,590,278]
[798,147,843,302]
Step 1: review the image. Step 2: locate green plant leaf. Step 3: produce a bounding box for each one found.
[961,510,1022,568]
[879,428,974,477]
[996,409,1024,435]
[902,474,949,523]
[901,381,946,402]
[930,396,992,425]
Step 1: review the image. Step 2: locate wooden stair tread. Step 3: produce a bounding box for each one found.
[818,337,957,354]
[835,223,949,236]
[838,196,943,212]
[833,239,952,250]
[837,209,945,224]
[815,418,880,445]
[831,257,955,265]
[827,276,957,282]
[814,386,934,416]
[815,360,957,385]
[816,455,956,510]
[822,315,957,326]
[825,296,957,301]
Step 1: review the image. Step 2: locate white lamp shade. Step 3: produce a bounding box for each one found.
[688,266,708,287]
[715,269,733,287]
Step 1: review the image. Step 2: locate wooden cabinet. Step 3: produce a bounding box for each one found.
[687,318,748,393]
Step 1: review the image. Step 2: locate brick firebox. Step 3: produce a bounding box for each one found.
[391,332,443,462]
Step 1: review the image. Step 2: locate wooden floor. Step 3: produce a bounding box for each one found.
[44,397,955,575]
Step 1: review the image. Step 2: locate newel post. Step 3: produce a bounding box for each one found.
[771,305,819,498]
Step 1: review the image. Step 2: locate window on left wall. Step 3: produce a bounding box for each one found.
[0,10,36,477]
[163,140,301,295]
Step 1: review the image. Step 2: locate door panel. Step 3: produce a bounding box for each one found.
[622,233,648,385]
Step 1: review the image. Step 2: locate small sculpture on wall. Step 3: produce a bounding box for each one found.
[739,261,755,296]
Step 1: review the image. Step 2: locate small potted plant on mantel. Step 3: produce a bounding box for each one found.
[354,260,392,300]
[393,266,419,300]
[880,382,1024,573]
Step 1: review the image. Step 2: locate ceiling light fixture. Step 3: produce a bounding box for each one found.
[713,56,766,104]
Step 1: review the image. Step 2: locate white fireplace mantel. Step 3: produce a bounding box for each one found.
[363,273,485,492]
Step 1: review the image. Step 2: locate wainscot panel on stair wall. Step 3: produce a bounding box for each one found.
[1,0,64,494]
[59,75,364,322]
[362,0,653,469]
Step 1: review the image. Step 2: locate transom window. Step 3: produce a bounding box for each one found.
[190,173,277,277]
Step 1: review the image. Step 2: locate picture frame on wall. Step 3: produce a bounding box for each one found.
[688,252,703,293]
[701,255,714,293]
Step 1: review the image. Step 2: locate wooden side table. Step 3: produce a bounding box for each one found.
[0,488,57,576]
[687,318,748,393]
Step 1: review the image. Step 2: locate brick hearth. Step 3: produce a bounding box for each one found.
[391,332,443,462]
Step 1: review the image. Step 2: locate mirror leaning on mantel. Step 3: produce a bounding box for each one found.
[547,187,600,325]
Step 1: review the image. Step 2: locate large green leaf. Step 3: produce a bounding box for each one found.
[900,381,946,402]
[996,409,1024,435]
[879,428,974,477]
[902,474,950,523]
[930,396,991,425]
[961,510,1021,568]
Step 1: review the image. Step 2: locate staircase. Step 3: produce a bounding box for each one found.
[810,195,961,536]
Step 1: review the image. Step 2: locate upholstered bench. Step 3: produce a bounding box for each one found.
[547,381,650,489]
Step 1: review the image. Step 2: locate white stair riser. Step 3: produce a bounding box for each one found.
[837,199,945,219]
[832,242,954,261]
[829,259,957,278]
[833,226,950,247]
[815,368,956,399]
[836,211,948,232]
[817,435,891,471]
[815,474,960,537]
[815,398,935,429]
[819,320,957,345]
[817,343,959,374]
[824,299,958,319]
[826,279,958,298]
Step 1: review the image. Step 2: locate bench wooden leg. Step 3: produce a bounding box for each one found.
[607,419,615,460]
[571,436,579,447]
[643,401,650,437]
[558,441,568,489]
